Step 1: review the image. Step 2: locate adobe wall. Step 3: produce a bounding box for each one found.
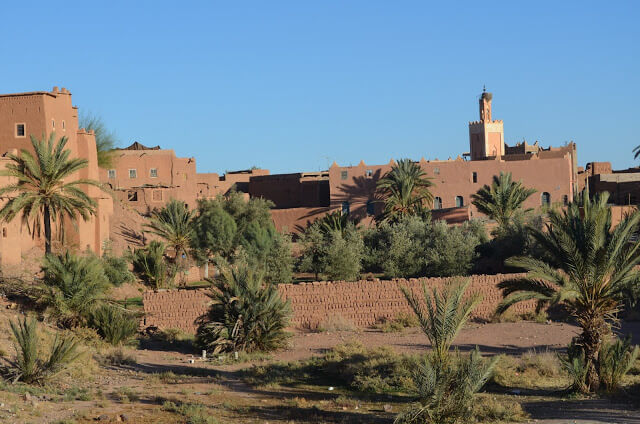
[329,155,574,221]
[142,273,535,333]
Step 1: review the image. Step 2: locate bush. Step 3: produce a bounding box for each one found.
[424,220,485,277]
[88,305,139,345]
[395,349,498,424]
[101,254,135,287]
[2,317,81,385]
[196,263,291,353]
[131,241,175,289]
[39,251,110,328]
[598,336,639,393]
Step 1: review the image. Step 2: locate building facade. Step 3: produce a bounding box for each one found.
[0,87,113,265]
[251,90,578,231]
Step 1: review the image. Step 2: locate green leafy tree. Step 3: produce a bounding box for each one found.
[79,113,118,169]
[144,200,195,262]
[376,158,434,223]
[0,134,102,254]
[497,192,640,391]
[191,199,237,261]
[195,263,291,353]
[425,221,485,277]
[471,172,536,229]
[39,251,110,328]
[298,223,364,281]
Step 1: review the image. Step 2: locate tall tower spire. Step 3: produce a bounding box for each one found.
[468,88,504,160]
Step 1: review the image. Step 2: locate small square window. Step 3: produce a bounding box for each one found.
[366,169,373,177]
[108,169,116,179]
[15,123,25,137]
[433,167,440,175]
[341,201,350,215]
[150,168,158,178]
[127,191,138,202]
[129,169,137,179]
[341,170,348,180]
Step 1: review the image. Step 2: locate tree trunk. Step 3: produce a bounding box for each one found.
[579,313,609,392]
[43,206,52,255]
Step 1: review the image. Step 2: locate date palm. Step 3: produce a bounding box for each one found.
[0,133,101,254]
[497,192,640,392]
[471,172,536,228]
[144,199,195,262]
[376,159,434,223]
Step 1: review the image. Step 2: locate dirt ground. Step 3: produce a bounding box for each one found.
[1,297,639,424]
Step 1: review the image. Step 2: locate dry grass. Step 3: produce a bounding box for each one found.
[317,315,359,332]
[374,312,419,333]
[493,350,569,389]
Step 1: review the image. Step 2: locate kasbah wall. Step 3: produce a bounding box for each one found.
[142,273,535,333]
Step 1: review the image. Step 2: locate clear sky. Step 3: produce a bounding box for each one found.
[1,1,638,174]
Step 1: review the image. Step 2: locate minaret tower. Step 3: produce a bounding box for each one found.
[468,87,504,160]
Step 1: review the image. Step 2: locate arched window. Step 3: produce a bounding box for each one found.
[433,197,442,210]
[541,192,551,206]
[366,200,375,215]
[455,196,464,208]
[341,201,350,215]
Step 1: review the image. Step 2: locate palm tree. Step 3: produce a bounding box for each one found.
[144,199,195,262]
[376,159,434,223]
[0,134,102,254]
[471,172,536,228]
[496,192,640,392]
[400,278,481,365]
[317,210,359,235]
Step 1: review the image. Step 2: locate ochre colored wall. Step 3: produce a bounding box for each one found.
[142,274,536,333]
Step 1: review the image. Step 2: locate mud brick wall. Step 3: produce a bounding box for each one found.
[142,273,535,333]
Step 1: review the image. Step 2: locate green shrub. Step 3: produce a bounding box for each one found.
[101,254,135,286]
[424,220,485,277]
[3,317,81,385]
[162,401,219,424]
[598,336,639,393]
[131,240,175,289]
[395,349,497,424]
[88,305,139,345]
[39,251,110,328]
[196,263,291,353]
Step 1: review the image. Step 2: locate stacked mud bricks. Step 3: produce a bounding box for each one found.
[142,274,537,333]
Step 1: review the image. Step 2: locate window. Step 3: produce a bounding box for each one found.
[472,172,478,183]
[150,168,158,178]
[366,169,373,178]
[541,192,551,206]
[152,190,163,201]
[341,201,350,215]
[51,119,55,129]
[434,167,440,175]
[366,200,375,215]
[341,170,348,180]
[563,195,569,206]
[129,169,137,179]
[433,197,442,209]
[455,196,464,208]
[108,169,116,179]
[15,123,25,137]
[62,120,65,130]
[127,191,138,202]
[2,227,7,238]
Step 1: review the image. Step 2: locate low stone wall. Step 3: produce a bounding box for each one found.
[142,274,535,333]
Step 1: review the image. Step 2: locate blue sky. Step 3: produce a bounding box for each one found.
[1,1,638,174]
